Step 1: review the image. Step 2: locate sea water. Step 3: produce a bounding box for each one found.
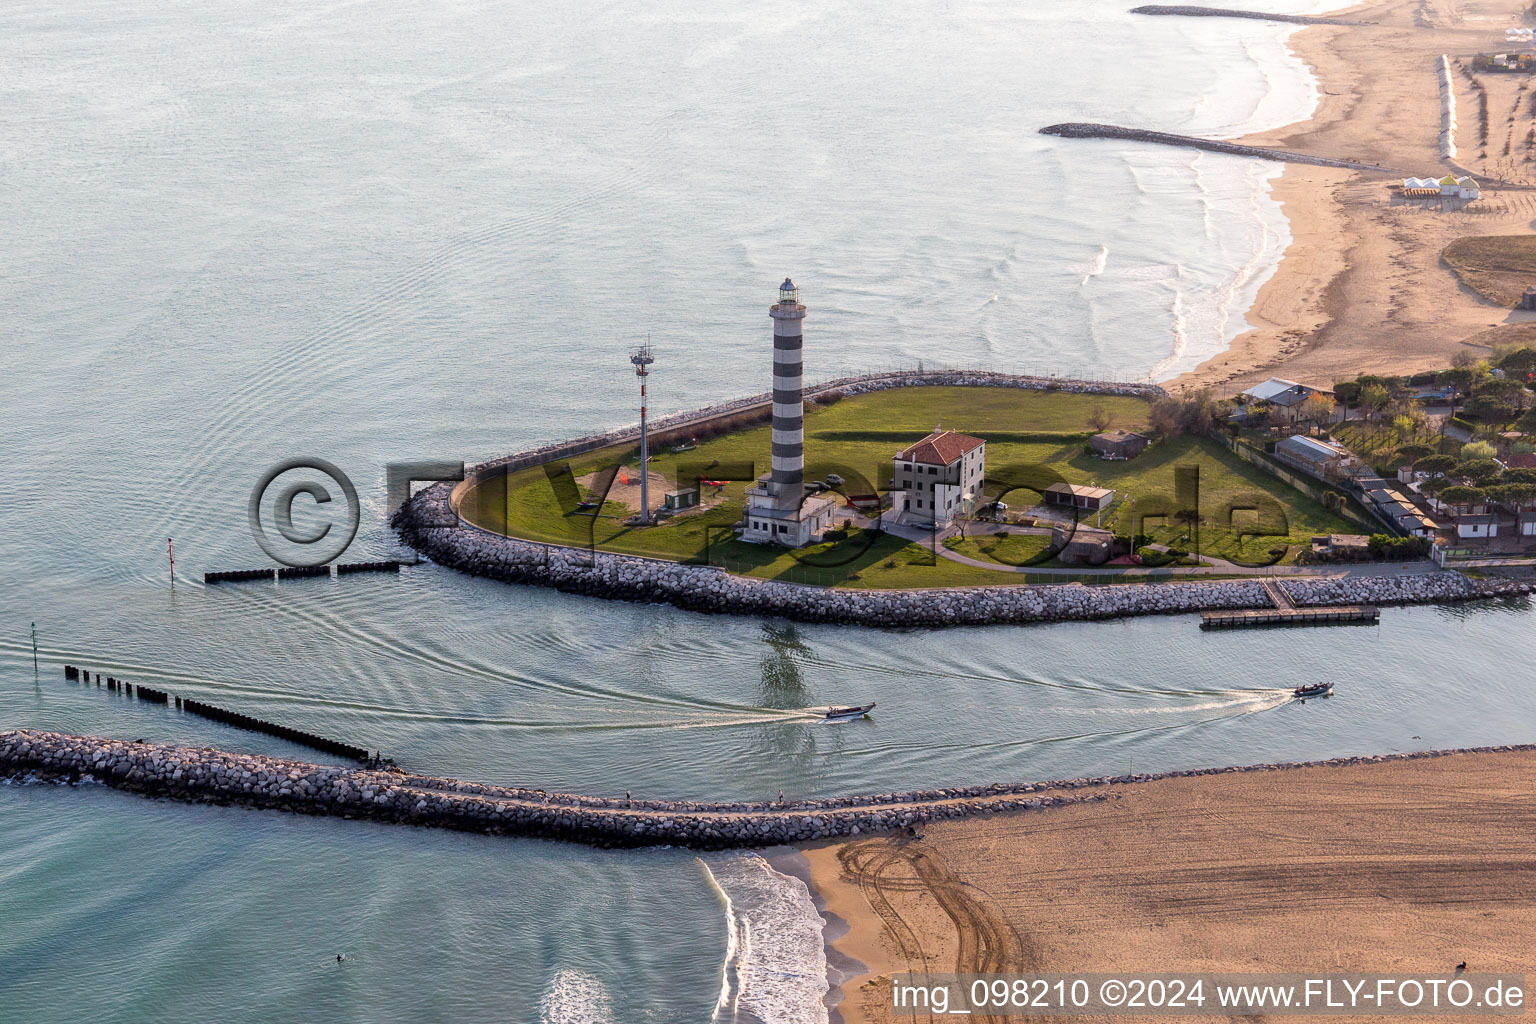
[9,1,1518,1021]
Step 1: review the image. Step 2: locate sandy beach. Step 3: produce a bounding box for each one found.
[806,749,1536,1023]
[1175,0,1536,393]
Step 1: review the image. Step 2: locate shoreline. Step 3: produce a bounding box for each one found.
[805,747,1536,1023]
[1172,0,1536,393]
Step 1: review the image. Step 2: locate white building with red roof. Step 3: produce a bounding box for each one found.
[891,429,986,527]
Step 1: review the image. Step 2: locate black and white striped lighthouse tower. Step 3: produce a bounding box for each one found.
[769,278,805,510]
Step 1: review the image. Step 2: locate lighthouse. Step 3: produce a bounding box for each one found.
[742,277,834,546]
[770,278,806,510]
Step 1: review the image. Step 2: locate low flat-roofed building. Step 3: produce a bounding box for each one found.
[1274,434,1353,480]
[1043,482,1115,511]
[1088,429,1149,460]
[1050,523,1114,565]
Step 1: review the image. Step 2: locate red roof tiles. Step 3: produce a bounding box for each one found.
[896,430,985,466]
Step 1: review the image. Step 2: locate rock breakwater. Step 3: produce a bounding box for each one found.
[1280,573,1531,607]
[6,730,1531,849]
[396,482,1531,626]
[1040,123,1389,171]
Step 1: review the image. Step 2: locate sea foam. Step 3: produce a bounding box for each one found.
[701,852,830,1024]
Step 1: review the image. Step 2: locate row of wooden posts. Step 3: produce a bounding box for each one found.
[204,560,403,584]
[61,665,373,764]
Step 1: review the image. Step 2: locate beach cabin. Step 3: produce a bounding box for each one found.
[1438,174,1480,200]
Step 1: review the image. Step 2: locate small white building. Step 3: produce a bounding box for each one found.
[891,429,986,527]
[741,478,834,546]
[1438,174,1480,199]
[1456,513,1499,540]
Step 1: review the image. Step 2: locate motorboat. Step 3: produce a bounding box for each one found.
[1293,682,1333,700]
[823,702,875,721]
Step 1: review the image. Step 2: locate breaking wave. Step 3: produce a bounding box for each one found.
[702,852,829,1024]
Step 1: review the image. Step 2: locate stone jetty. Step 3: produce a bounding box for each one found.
[1129,5,1361,25]
[5,730,1532,849]
[1040,123,1389,171]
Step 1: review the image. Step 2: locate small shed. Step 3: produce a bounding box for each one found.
[1521,286,1536,312]
[664,488,699,510]
[1050,524,1114,565]
[1043,482,1115,511]
[1089,429,1149,460]
[1399,513,1439,538]
[1456,513,1500,539]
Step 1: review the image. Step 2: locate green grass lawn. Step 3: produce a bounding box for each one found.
[459,386,1355,585]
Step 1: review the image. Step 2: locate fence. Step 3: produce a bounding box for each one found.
[1208,432,1382,534]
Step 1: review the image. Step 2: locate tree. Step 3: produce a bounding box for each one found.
[1302,393,1336,435]
[1151,391,1218,438]
[1087,405,1112,433]
[1467,377,1530,426]
[1439,484,1487,509]
[1454,457,1502,485]
[1495,345,1536,383]
[1461,439,1498,461]
[1487,481,1536,510]
[1359,383,1392,423]
[1397,443,1435,465]
[1415,454,1457,477]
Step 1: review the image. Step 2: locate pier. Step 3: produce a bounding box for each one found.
[1200,605,1379,629]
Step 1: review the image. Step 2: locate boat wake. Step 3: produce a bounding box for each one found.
[701,852,830,1024]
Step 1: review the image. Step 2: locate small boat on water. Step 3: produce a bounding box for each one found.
[1293,682,1333,700]
[823,702,875,721]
